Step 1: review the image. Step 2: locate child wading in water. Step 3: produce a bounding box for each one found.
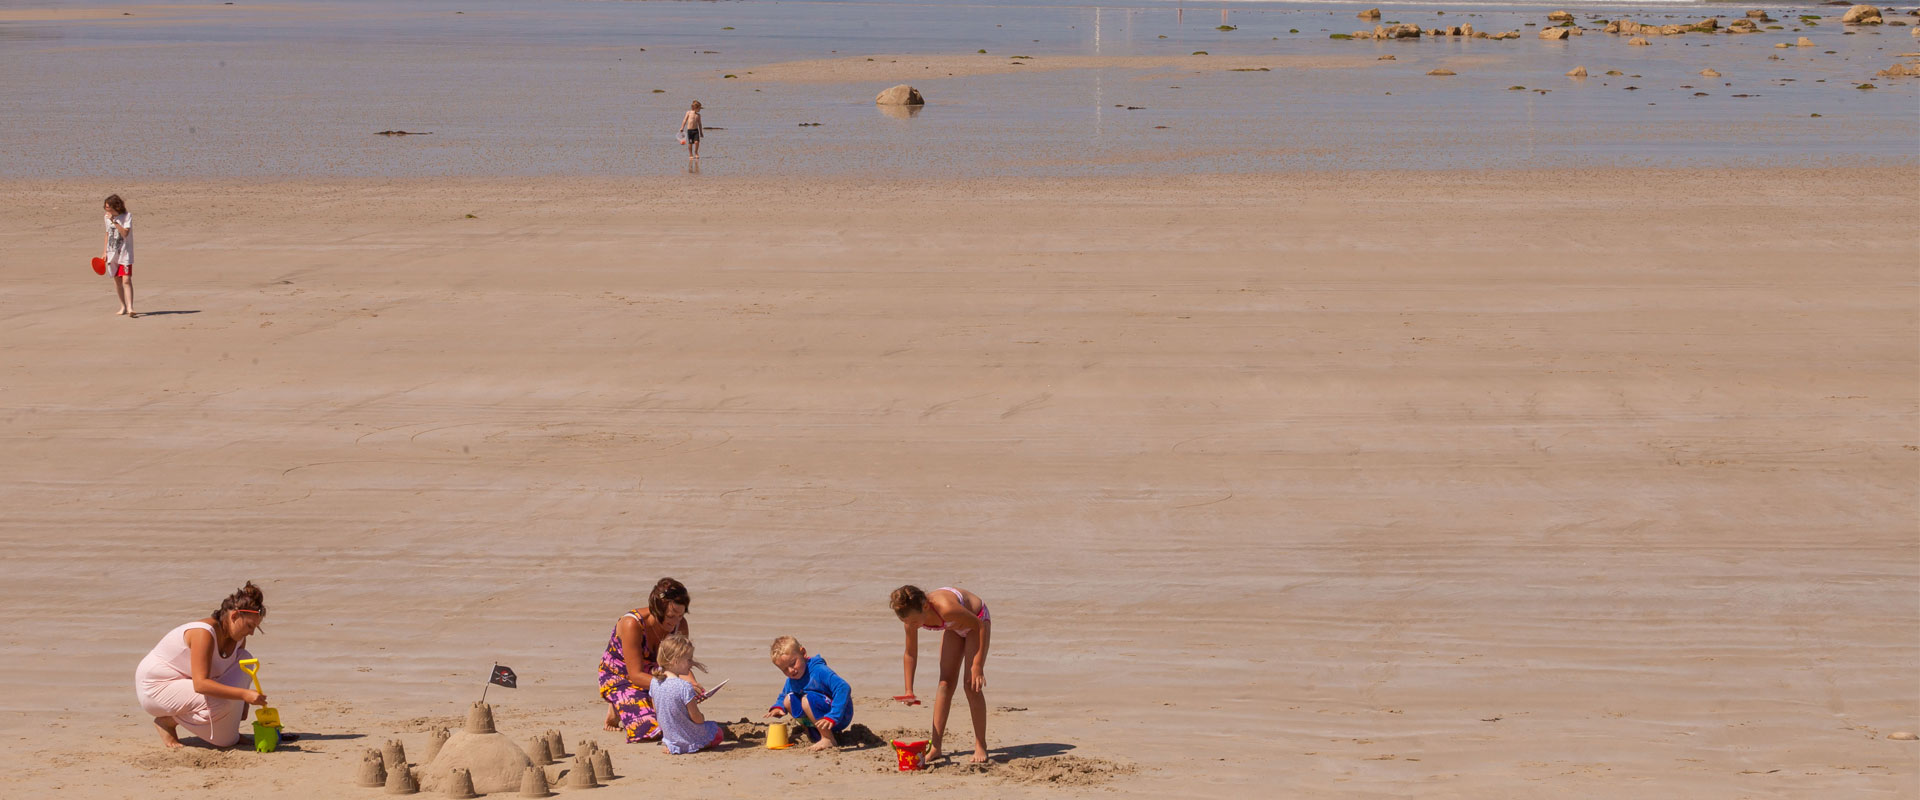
[650,634,724,754]
[765,636,854,751]
[101,194,135,317]
[892,585,992,763]
[678,101,703,160]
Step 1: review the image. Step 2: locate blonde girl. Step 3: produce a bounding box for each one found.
[648,634,723,754]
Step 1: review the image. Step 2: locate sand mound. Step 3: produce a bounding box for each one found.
[919,755,1136,785]
[128,749,260,771]
[420,703,533,794]
[997,755,1137,785]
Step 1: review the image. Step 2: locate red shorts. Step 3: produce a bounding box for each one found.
[113,262,132,277]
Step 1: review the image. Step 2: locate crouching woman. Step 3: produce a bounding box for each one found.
[135,582,271,748]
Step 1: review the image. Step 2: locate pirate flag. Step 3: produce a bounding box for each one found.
[490,664,518,689]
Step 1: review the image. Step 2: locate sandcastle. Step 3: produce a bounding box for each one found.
[589,749,615,782]
[441,768,478,799]
[423,726,451,764]
[525,735,553,766]
[517,766,552,798]
[384,764,419,794]
[419,702,535,794]
[382,739,409,772]
[355,749,388,787]
[563,754,600,789]
[544,729,567,759]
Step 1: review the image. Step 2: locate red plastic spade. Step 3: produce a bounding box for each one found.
[91,257,107,275]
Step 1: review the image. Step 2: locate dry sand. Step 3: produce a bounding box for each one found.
[0,168,1916,797]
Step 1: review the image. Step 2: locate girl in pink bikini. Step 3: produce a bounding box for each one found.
[891,584,992,764]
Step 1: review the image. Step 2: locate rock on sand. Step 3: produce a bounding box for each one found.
[1428,68,1456,76]
[1841,5,1882,24]
[1567,66,1588,77]
[1359,8,1382,20]
[875,84,925,105]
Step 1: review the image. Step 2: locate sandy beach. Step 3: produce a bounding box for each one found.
[0,167,1915,797]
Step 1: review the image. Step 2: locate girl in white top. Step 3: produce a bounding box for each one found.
[101,194,135,317]
[135,582,270,748]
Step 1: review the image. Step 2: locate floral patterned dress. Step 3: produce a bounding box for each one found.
[598,609,668,742]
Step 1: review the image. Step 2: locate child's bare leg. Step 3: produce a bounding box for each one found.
[962,634,988,762]
[152,716,182,748]
[928,630,965,761]
[124,276,135,316]
[604,704,618,731]
[799,695,837,751]
[114,276,128,314]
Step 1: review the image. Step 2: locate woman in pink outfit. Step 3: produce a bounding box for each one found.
[134,582,270,748]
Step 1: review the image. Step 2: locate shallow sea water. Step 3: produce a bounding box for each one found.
[2,0,1915,177]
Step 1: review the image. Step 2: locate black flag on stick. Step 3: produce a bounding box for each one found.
[481,663,517,702]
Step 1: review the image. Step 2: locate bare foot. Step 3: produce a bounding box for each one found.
[116,309,128,316]
[969,746,989,764]
[604,707,618,731]
[926,744,942,763]
[807,739,832,752]
[153,717,183,748]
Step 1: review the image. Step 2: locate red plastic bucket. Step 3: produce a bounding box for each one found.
[892,739,929,771]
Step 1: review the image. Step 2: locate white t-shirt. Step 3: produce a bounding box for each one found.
[106,212,132,265]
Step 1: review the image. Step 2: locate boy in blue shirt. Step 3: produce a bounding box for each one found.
[766,636,853,751]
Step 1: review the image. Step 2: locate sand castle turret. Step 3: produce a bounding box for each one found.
[441,767,478,799]
[544,729,566,758]
[382,739,409,772]
[590,749,615,782]
[564,754,600,789]
[423,725,451,764]
[525,735,553,765]
[518,766,552,798]
[420,702,534,795]
[355,750,388,787]
[465,701,496,734]
[385,765,419,794]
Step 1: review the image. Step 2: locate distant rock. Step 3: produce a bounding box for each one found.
[1629,36,1650,45]
[875,85,924,105]
[1701,68,1721,77]
[1729,19,1760,32]
[1359,8,1381,20]
[1548,10,1573,22]
[1877,60,1920,76]
[1798,36,1815,46]
[1841,5,1881,24]
[1567,65,1588,77]
[1428,68,1456,76]
[1539,28,1571,40]
[375,130,432,136]
[1746,9,1768,17]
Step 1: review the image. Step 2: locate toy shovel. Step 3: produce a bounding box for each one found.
[238,658,283,752]
[238,659,281,727]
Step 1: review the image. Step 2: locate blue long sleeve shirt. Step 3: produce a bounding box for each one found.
[771,654,854,727]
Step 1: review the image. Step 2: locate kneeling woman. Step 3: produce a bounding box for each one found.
[135,582,271,748]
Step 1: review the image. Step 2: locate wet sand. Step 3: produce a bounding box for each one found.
[0,168,1915,797]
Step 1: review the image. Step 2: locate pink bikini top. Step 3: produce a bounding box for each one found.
[920,587,990,636]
